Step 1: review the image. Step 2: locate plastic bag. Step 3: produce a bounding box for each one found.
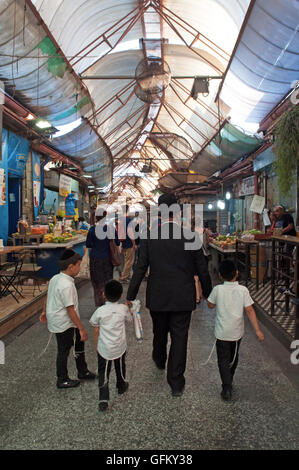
[78,249,90,279]
[130,299,143,342]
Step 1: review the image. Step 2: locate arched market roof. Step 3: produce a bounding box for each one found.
[1,0,297,200]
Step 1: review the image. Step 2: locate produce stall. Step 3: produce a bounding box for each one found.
[11,220,89,279]
[235,230,271,290]
[25,233,87,279]
[209,235,236,276]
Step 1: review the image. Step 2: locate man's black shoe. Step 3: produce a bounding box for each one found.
[78,371,96,380]
[152,355,165,370]
[171,388,184,397]
[57,379,80,389]
[118,381,129,395]
[221,386,232,401]
[99,402,108,412]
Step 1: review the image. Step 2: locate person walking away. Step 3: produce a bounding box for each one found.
[207,259,264,401]
[90,280,131,412]
[126,193,212,397]
[86,207,119,306]
[119,205,136,283]
[39,249,96,388]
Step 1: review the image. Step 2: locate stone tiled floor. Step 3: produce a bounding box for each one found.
[0,280,298,450]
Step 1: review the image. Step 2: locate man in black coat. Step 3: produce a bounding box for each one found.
[126,193,212,396]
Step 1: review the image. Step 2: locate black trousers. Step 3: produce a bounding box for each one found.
[97,352,127,402]
[150,310,192,392]
[216,338,242,389]
[55,327,88,382]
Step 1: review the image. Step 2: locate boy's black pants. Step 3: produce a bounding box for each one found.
[55,327,88,382]
[216,338,242,389]
[97,352,127,402]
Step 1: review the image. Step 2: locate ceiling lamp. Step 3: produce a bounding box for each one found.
[35,119,52,129]
[217,200,225,210]
[208,203,213,210]
[225,191,231,200]
[25,113,35,121]
[28,118,57,136]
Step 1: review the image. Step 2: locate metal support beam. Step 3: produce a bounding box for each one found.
[80,75,222,80]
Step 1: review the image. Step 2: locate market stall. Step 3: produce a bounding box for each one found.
[25,233,87,279]
[10,217,88,279]
[209,235,236,277]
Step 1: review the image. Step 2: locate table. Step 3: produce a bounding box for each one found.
[24,236,86,278]
[12,233,44,245]
[235,238,260,290]
[0,246,27,255]
[209,242,236,276]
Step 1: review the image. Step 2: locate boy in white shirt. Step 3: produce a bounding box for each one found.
[40,249,95,388]
[207,260,264,401]
[90,280,132,412]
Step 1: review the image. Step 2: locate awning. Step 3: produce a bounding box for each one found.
[189,121,263,176]
[220,0,299,132]
[159,171,207,190]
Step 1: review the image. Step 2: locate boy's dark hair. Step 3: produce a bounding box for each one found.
[105,280,123,302]
[58,248,82,270]
[219,260,237,281]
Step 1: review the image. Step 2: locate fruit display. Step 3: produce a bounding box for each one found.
[43,229,87,244]
[211,234,236,249]
[241,229,262,241]
[44,232,74,244]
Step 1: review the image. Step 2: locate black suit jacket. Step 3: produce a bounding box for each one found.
[127,222,212,312]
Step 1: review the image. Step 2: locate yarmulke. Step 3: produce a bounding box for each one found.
[60,248,76,260]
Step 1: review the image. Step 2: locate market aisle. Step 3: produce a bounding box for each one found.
[0,280,298,450]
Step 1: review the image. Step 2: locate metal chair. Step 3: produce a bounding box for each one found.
[12,249,42,297]
[0,257,24,303]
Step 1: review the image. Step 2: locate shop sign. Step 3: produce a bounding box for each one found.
[236,176,255,197]
[59,174,72,197]
[250,195,265,214]
[32,152,41,220]
[33,180,41,209]
[0,168,6,205]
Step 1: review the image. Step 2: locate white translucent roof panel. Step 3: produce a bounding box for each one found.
[0,0,92,126]
[53,120,112,187]
[162,0,250,66]
[220,0,299,131]
[31,0,143,74]
[151,45,227,154]
[83,50,147,153]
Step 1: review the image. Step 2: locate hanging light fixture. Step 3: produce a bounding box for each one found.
[208,203,213,210]
[225,191,231,200]
[217,200,225,210]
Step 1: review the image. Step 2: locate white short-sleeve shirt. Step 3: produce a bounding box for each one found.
[208,281,254,341]
[46,272,79,333]
[89,302,131,360]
